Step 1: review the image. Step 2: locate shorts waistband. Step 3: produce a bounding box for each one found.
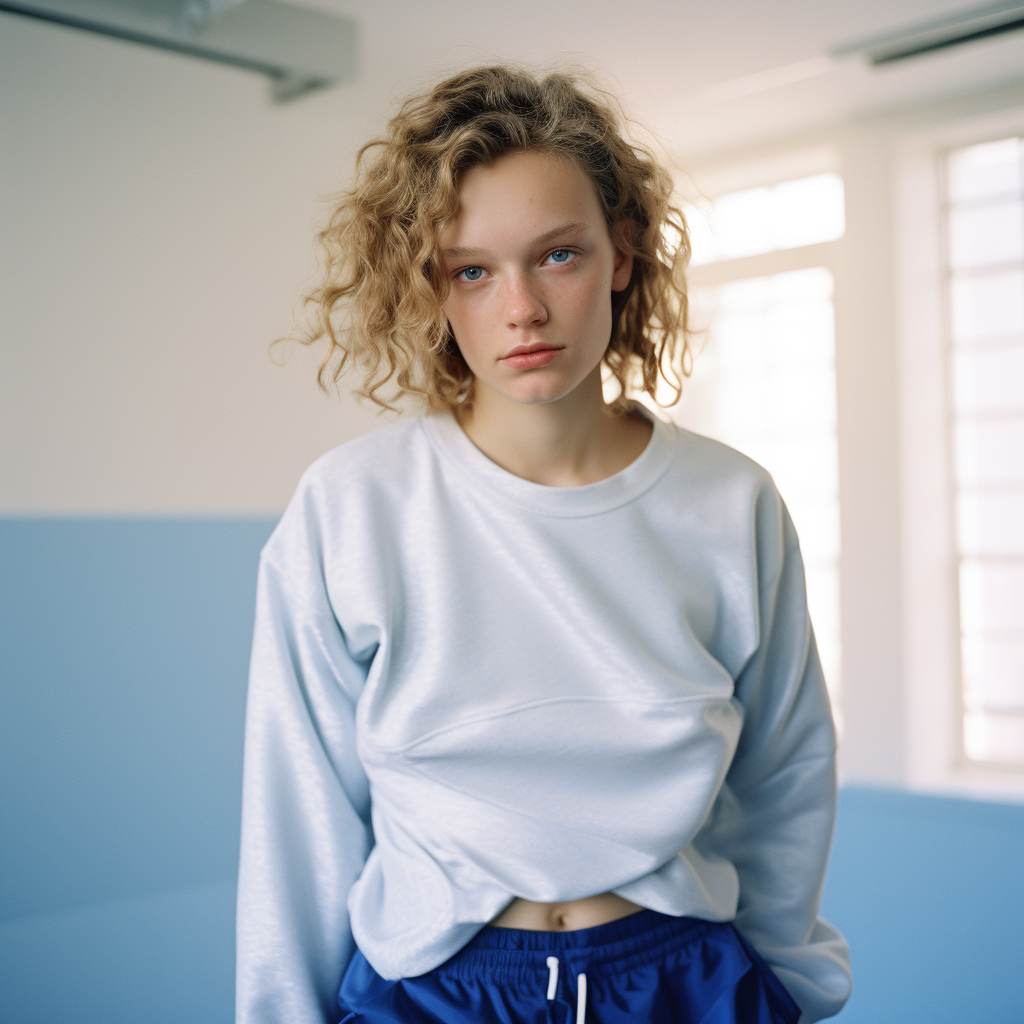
[438,911,732,982]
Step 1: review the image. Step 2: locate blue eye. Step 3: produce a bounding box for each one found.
[459,266,485,281]
[547,249,573,264]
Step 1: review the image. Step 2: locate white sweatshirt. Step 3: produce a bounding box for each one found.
[236,409,852,1024]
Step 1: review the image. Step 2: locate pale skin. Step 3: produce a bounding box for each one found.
[438,149,650,930]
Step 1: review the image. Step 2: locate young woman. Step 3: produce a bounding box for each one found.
[236,66,852,1024]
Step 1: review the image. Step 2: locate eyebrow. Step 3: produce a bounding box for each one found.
[440,222,589,260]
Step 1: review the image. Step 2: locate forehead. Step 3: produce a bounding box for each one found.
[440,151,606,249]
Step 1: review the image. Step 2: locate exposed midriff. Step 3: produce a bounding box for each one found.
[489,892,644,931]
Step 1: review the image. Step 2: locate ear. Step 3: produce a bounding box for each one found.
[610,220,635,292]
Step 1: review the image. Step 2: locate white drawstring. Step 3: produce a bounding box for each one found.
[545,957,586,1023]
[546,956,559,1000]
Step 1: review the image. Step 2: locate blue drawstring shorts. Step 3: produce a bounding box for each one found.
[338,909,801,1024]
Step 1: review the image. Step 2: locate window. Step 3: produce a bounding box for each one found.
[688,172,845,265]
[896,106,1024,800]
[943,137,1024,769]
[666,171,846,726]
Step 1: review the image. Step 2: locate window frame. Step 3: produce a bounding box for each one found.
[895,105,1024,800]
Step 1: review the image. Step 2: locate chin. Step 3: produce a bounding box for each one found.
[505,373,586,405]
[506,385,577,406]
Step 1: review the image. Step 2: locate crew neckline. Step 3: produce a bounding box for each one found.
[421,404,677,518]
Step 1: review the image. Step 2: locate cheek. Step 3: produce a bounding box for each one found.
[567,273,613,334]
[442,298,487,364]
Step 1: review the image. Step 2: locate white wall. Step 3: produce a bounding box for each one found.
[0,13,387,514]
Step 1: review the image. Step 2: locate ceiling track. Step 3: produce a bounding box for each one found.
[0,0,353,102]
[832,1,1024,67]
[1,1,289,78]
[869,13,1024,64]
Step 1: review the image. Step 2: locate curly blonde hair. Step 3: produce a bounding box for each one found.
[299,64,692,412]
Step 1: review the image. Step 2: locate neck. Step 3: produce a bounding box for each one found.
[455,367,653,487]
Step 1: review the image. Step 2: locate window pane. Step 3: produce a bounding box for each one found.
[676,176,843,724]
[685,203,717,267]
[776,304,836,368]
[963,636,1024,712]
[717,371,836,434]
[771,264,835,301]
[947,137,1024,767]
[773,174,846,250]
[948,200,1024,271]
[674,266,842,717]
[743,440,839,499]
[715,186,774,259]
[959,559,1024,633]
[790,499,842,563]
[954,418,1024,486]
[713,316,774,375]
[963,710,1024,765]
[957,492,1024,556]
[715,269,835,369]
[717,272,774,309]
[951,345,1024,414]
[691,175,845,263]
[949,270,1024,341]
[714,306,836,374]
[716,379,771,434]
[805,565,841,636]
[947,137,1023,203]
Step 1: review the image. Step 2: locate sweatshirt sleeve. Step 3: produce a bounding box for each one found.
[703,484,852,1022]
[236,542,373,1024]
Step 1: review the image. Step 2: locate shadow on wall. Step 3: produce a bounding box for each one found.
[1,519,1022,1023]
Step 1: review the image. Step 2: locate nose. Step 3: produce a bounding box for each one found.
[502,270,547,329]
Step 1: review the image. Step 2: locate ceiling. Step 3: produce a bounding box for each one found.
[312,0,1024,158]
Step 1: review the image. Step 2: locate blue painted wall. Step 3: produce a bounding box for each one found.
[2,519,1022,1023]
[1,518,275,1024]
[823,782,1024,1015]
[821,786,1024,1023]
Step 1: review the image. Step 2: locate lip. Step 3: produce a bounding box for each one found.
[500,343,564,369]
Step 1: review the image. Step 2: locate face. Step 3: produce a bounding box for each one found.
[438,150,633,409]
